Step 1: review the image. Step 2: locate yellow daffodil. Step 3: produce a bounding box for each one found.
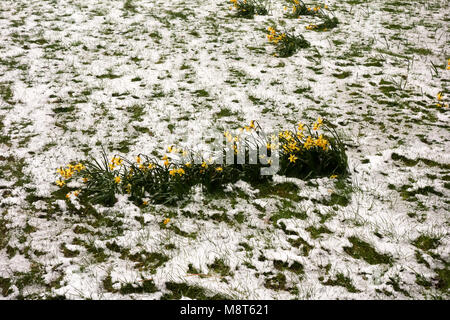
[303,136,314,149]
[313,117,323,130]
[55,180,65,187]
[74,163,85,172]
[112,156,123,166]
[288,154,298,163]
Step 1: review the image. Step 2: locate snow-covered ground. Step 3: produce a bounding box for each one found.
[0,0,449,299]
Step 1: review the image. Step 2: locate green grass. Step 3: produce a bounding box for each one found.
[273,260,304,276]
[257,182,301,201]
[0,277,12,297]
[127,251,169,273]
[344,237,393,265]
[306,225,332,239]
[323,273,360,293]
[264,272,289,291]
[208,258,232,277]
[270,207,308,227]
[413,234,440,251]
[288,236,314,256]
[161,282,231,300]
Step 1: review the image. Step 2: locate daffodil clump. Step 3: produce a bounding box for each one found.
[55,119,347,207]
[54,122,271,206]
[285,0,328,18]
[229,0,268,18]
[283,1,338,32]
[305,13,339,32]
[266,26,310,57]
[276,117,348,178]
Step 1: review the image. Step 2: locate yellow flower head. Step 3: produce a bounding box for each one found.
[216,167,223,172]
[303,136,314,149]
[112,156,123,166]
[314,134,329,150]
[313,117,323,130]
[55,180,65,187]
[74,163,85,172]
[114,176,121,184]
[163,218,170,225]
[288,154,298,163]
